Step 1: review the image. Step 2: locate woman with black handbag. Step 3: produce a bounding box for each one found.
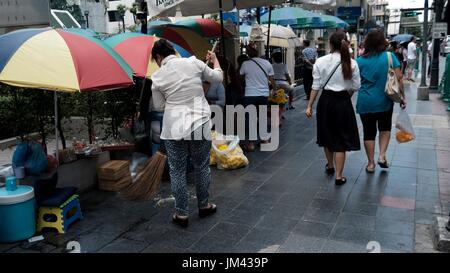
[305,31,361,186]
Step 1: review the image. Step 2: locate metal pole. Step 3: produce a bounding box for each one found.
[219,0,228,84]
[420,1,429,87]
[430,0,445,92]
[266,6,272,59]
[54,92,59,165]
[418,0,430,100]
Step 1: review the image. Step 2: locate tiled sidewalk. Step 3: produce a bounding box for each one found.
[1,80,449,253]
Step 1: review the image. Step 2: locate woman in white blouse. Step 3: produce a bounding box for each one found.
[151,39,223,228]
[305,31,361,186]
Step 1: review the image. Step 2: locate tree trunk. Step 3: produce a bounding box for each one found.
[57,100,66,149]
[88,94,94,144]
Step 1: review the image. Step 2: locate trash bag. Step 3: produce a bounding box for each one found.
[25,142,48,175]
[129,152,149,179]
[12,142,29,168]
[395,109,416,143]
[211,131,249,170]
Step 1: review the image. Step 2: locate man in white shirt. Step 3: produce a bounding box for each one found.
[239,43,276,151]
[407,36,417,81]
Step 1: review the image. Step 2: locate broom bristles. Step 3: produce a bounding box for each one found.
[120,151,167,201]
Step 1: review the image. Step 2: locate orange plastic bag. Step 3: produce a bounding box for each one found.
[395,109,415,144]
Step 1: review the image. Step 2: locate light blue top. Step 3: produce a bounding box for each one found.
[356,51,400,114]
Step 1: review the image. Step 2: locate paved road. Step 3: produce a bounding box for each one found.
[1,66,450,253]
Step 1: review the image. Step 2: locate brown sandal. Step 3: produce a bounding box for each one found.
[199,203,217,218]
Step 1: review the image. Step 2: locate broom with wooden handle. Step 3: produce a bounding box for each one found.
[120,42,219,201]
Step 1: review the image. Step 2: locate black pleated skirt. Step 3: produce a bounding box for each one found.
[316,90,361,152]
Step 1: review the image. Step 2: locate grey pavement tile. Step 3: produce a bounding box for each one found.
[414,211,436,225]
[336,212,377,231]
[278,234,326,253]
[190,234,240,253]
[416,190,441,202]
[417,169,439,185]
[244,191,283,206]
[375,219,414,236]
[309,198,346,212]
[315,187,352,202]
[383,186,417,199]
[346,191,382,205]
[278,192,315,207]
[121,222,169,244]
[206,222,251,241]
[239,227,290,246]
[343,201,378,216]
[255,214,299,232]
[321,240,367,253]
[232,241,280,253]
[292,220,334,238]
[0,242,19,253]
[141,242,190,253]
[266,203,308,220]
[226,210,266,227]
[255,181,291,194]
[97,238,148,253]
[150,228,205,250]
[415,200,442,214]
[330,226,375,245]
[376,207,415,222]
[76,231,121,253]
[373,232,414,253]
[302,207,340,224]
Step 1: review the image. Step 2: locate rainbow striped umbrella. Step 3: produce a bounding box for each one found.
[148,27,211,59]
[174,18,232,38]
[0,28,135,162]
[104,33,191,78]
[0,28,134,92]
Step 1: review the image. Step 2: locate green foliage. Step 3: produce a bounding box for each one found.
[116,4,128,18]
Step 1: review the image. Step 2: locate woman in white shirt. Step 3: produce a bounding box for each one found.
[305,31,361,186]
[151,39,223,228]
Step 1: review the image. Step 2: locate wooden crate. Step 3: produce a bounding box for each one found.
[98,175,132,192]
[98,160,129,181]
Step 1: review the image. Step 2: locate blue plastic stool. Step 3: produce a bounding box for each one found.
[37,194,83,234]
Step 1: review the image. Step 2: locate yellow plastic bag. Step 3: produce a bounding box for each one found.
[210,131,249,170]
[269,89,288,104]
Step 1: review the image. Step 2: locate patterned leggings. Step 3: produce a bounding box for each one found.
[164,136,212,217]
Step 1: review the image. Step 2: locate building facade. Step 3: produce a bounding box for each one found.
[76,0,137,34]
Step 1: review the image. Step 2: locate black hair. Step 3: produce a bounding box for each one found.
[363,30,387,57]
[151,39,176,60]
[303,39,311,47]
[272,51,283,63]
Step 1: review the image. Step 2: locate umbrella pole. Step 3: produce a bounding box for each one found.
[54,91,59,165]
[266,6,273,59]
[218,0,228,84]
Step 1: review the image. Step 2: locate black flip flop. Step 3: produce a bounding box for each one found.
[377,160,389,169]
[335,177,347,186]
[325,164,335,176]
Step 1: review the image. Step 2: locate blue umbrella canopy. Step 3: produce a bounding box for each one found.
[393,34,414,44]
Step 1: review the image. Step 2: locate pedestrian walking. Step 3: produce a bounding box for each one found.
[150,39,223,228]
[302,39,317,101]
[401,43,408,77]
[356,30,407,173]
[305,31,361,186]
[406,36,417,81]
[239,43,276,152]
[272,51,294,109]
